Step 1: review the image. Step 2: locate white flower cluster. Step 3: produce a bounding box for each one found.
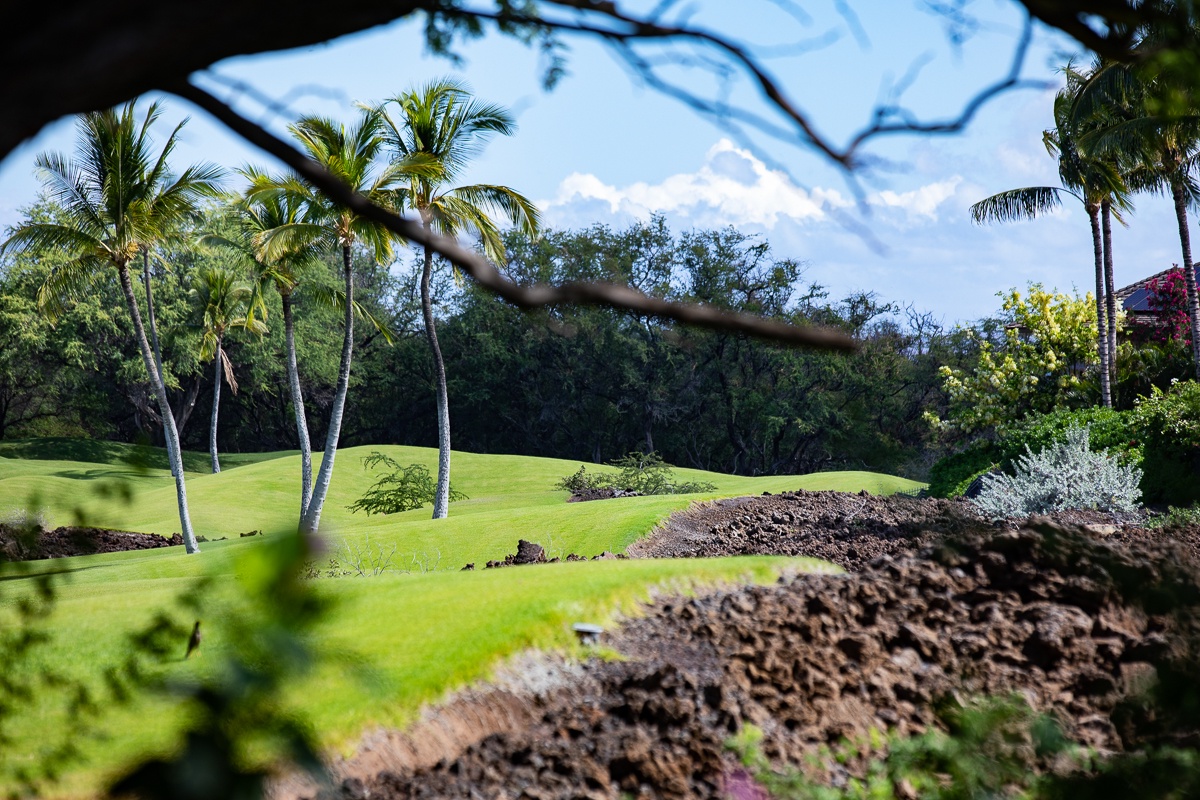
[973,425,1142,519]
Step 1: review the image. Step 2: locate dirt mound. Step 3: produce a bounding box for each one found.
[628,489,980,570]
[0,523,182,561]
[308,521,1200,800]
[629,489,1173,572]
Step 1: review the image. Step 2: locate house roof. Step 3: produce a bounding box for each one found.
[1115,262,1200,312]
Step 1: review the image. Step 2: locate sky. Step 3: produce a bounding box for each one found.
[0,1,1190,324]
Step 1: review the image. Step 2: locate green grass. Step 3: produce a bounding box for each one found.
[1,442,922,568]
[0,439,921,795]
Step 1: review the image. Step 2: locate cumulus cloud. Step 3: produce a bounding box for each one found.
[539,138,965,231]
[869,177,963,221]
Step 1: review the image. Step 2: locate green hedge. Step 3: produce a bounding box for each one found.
[930,383,1200,505]
[1132,381,1200,505]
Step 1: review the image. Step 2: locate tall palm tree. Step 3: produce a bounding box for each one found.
[203,177,322,514]
[378,78,540,519]
[1,101,222,554]
[250,109,438,535]
[189,265,265,473]
[1075,58,1200,377]
[971,69,1129,408]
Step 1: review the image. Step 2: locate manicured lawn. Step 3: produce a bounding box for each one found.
[0,442,922,568]
[0,440,919,795]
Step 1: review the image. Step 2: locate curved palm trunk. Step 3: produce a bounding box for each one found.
[1101,200,1118,390]
[422,242,452,520]
[142,248,179,475]
[209,337,222,474]
[1088,204,1113,408]
[299,244,355,535]
[283,292,313,517]
[1171,181,1200,377]
[119,264,200,553]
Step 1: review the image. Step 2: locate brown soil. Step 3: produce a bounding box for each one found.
[0,522,183,561]
[628,489,1170,571]
[289,492,1200,800]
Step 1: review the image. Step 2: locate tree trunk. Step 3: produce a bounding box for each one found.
[175,376,202,441]
[299,244,355,535]
[1088,204,1112,408]
[119,263,199,553]
[422,242,452,520]
[142,248,180,473]
[1171,181,1200,377]
[1101,199,1118,389]
[283,292,313,517]
[209,336,222,474]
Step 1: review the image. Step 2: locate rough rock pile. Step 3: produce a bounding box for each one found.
[0,523,182,561]
[317,521,1200,800]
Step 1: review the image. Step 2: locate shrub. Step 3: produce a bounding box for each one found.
[1147,505,1200,530]
[928,406,1139,498]
[927,442,1000,498]
[1131,380,1200,505]
[555,451,717,496]
[347,452,467,515]
[973,425,1142,519]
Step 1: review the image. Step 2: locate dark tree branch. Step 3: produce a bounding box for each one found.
[5,1,1178,174]
[173,81,855,350]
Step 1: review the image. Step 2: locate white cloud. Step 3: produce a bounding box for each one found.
[869,177,963,221]
[539,138,968,231]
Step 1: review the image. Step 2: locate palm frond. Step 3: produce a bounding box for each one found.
[970,187,1069,224]
[304,284,397,344]
[37,254,110,321]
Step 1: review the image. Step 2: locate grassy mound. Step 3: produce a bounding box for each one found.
[0,443,922,569]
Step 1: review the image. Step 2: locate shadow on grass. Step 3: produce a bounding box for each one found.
[0,437,290,473]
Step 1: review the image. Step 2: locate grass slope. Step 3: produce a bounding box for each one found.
[0,440,920,795]
[1,442,922,569]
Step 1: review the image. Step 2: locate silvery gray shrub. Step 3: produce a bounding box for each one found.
[973,424,1142,519]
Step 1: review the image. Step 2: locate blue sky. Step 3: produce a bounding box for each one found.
[0,2,1189,323]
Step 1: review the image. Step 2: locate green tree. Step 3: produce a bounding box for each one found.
[970,63,1129,408]
[929,285,1100,435]
[378,78,540,519]
[0,102,222,553]
[250,109,436,534]
[189,265,265,473]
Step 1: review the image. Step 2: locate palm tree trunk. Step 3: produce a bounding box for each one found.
[422,241,452,520]
[283,292,313,517]
[142,248,179,473]
[1088,205,1112,408]
[119,263,200,554]
[299,243,355,535]
[209,337,222,474]
[1101,200,1118,391]
[1171,181,1200,377]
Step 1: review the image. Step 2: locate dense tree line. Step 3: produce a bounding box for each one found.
[0,209,971,479]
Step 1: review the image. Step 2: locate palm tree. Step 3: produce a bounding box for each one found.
[971,69,1129,408]
[250,109,438,535]
[378,78,540,518]
[1074,58,1200,377]
[189,265,266,473]
[1,101,222,554]
[202,177,322,514]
